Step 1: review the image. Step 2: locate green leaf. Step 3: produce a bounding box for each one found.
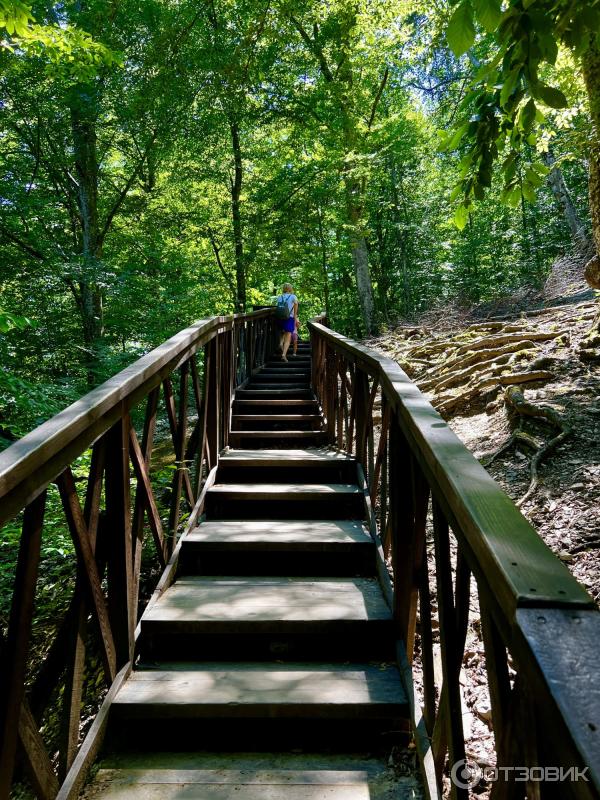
[506,186,522,207]
[535,82,569,108]
[450,184,463,202]
[503,151,518,182]
[522,181,537,203]
[438,123,468,153]
[499,67,521,108]
[447,1,475,57]
[473,0,502,32]
[519,98,537,132]
[453,204,470,230]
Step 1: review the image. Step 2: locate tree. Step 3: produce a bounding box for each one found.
[279,0,412,334]
[443,0,600,289]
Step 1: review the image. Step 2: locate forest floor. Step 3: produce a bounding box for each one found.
[366,252,600,795]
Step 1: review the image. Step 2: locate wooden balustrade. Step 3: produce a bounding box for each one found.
[309,318,600,800]
[0,309,276,800]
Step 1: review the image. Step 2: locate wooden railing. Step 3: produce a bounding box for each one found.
[309,319,600,800]
[0,309,276,800]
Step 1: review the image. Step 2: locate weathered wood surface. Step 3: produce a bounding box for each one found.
[142,576,391,627]
[308,321,593,620]
[184,520,371,549]
[514,607,600,793]
[112,662,407,718]
[228,431,325,440]
[219,449,354,464]
[232,413,320,420]
[81,753,414,800]
[207,483,361,498]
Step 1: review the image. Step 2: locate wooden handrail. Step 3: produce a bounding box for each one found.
[0,309,272,527]
[309,321,592,618]
[0,307,276,800]
[309,318,600,799]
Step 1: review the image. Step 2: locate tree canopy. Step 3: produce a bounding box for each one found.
[0,0,597,442]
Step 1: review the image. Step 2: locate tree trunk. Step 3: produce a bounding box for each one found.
[582,39,600,291]
[70,82,104,382]
[229,120,247,311]
[542,150,590,250]
[316,206,331,319]
[389,159,413,315]
[344,164,376,334]
[346,194,376,334]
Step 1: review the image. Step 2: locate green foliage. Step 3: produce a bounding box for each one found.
[0,0,591,448]
[442,0,600,221]
[1,0,120,81]
[447,1,476,56]
[0,308,34,333]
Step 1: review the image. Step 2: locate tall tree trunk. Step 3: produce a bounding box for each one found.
[70,82,104,383]
[316,206,331,319]
[350,232,375,332]
[343,124,375,333]
[542,150,590,250]
[582,40,600,292]
[389,159,413,315]
[229,120,246,311]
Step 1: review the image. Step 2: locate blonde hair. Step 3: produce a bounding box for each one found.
[282,282,293,293]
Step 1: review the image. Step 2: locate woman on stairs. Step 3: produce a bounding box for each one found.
[275,282,298,361]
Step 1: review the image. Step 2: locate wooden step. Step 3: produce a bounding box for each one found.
[219,449,354,466]
[236,389,314,398]
[266,359,311,366]
[138,577,393,660]
[253,373,310,381]
[231,414,322,431]
[228,430,323,439]
[217,448,356,483]
[254,377,311,384]
[245,382,311,390]
[232,414,321,422]
[179,520,374,576]
[232,399,320,414]
[142,576,389,629]
[185,519,371,548]
[227,432,326,449]
[208,483,361,500]
[82,753,409,800]
[205,481,363,519]
[233,399,320,407]
[259,366,311,372]
[111,662,406,721]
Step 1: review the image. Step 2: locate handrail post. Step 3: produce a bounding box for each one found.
[325,345,337,445]
[104,415,134,669]
[0,493,45,797]
[205,336,219,470]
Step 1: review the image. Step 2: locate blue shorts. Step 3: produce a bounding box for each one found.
[277,318,295,333]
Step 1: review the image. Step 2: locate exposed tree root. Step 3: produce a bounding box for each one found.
[503,386,571,506]
[454,330,568,356]
[435,370,553,416]
[482,428,541,467]
[425,353,512,394]
[422,340,539,379]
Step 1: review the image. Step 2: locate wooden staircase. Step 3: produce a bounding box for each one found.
[230,343,324,444]
[81,341,411,799]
